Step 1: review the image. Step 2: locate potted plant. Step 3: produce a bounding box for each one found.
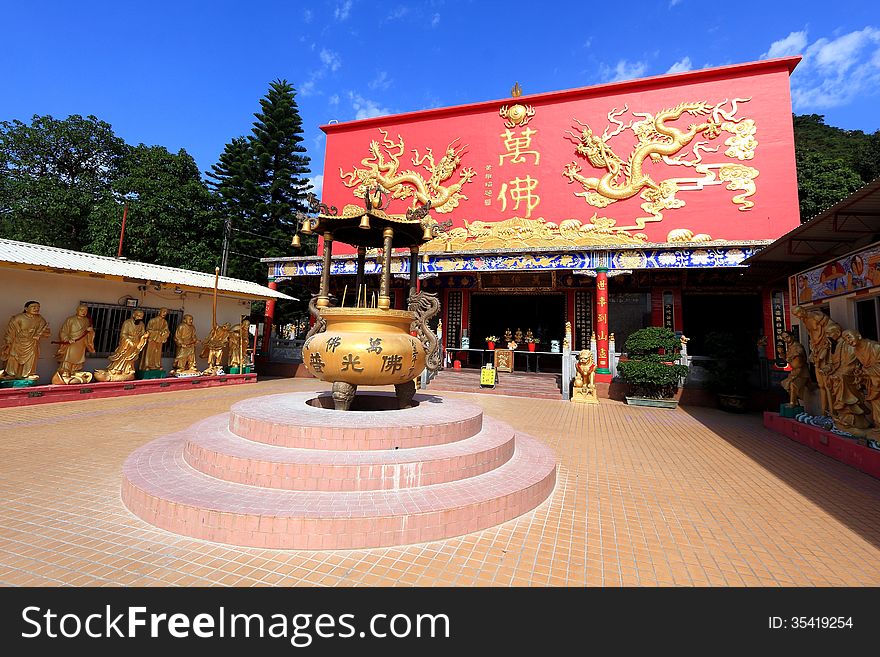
[524,329,538,352]
[485,335,498,350]
[702,331,754,412]
[617,326,689,408]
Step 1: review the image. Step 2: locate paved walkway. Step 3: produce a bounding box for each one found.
[1,378,879,587]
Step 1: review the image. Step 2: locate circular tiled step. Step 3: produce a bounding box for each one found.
[121,432,556,550]
[228,392,484,450]
[183,413,517,491]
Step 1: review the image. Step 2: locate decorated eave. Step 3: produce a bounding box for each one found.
[295,191,436,249]
[264,239,771,280]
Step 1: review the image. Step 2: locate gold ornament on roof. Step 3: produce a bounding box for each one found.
[421,214,647,251]
[511,82,522,98]
[340,129,475,214]
[563,98,759,232]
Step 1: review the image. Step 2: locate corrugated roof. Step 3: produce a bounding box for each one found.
[0,238,296,301]
[740,176,880,282]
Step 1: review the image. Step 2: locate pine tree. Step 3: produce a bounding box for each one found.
[207,79,315,325]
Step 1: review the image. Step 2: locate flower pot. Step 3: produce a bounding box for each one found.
[487,342,495,350]
[625,396,679,409]
[528,343,536,352]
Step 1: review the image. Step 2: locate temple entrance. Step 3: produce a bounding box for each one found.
[681,293,763,355]
[468,292,565,354]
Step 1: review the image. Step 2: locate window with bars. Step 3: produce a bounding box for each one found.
[80,302,182,358]
[445,291,462,348]
[574,291,592,351]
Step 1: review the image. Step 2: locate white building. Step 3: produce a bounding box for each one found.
[0,238,294,382]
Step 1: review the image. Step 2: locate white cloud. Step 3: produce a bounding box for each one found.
[329,94,340,106]
[320,48,342,72]
[303,9,312,23]
[299,80,317,97]
[431,13,440,28]
[763,27,880,110]
[762,30,808,59]
[335,0,352,21]
[669,0,682,6]
[349,92,390,120]
[368,71,392,91]
[307,174,324,194]
[385,6,409,21]
[600,59,648,82]
[666,56,692,74]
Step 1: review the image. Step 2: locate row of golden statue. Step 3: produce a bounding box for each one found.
[0,301,251,386]
[782,305,880,437]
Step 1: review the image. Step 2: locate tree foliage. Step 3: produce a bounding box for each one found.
[0,114,125,249]
[208,79,314,324]
[792,114,879,221]
[85,144,222,272]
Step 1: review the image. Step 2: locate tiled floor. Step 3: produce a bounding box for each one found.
[1,377,879,587]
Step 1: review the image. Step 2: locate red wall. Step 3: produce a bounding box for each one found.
[320,58,801,255]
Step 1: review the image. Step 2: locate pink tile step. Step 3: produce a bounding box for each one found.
[183,413,517,491]
[228,392,484,450]
[121,431,556,550]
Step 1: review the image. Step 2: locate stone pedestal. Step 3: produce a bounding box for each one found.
[122,392,557,549]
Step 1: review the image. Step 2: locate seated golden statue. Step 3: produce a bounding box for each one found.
[504,328,513,344]
[52,304,95,385]
[94,309,149,382]
[571,349,598,404]
[171,314,200,376]
[200,323,231,375]
[2,300,51,381]
[514,328,523,344]
[779,331,811,407]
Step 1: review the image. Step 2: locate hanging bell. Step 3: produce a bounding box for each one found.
[359,214,371,230]
[422,223,434,241]
[291,233,301,248]
[300,219,313,234]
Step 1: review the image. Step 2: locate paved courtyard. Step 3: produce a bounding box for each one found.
[1,377,879,587]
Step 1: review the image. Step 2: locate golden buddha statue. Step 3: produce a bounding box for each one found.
[94,309,149,382]
[171,314,200,375]
[514,328,523,344]
[504,328,513,343]
[52,304,95,384]
[779,331,810,408]
[571,349,598,404]
[139,308,170,372]
[843,329,880,429]
[824,323,869,433]
[200,323,231,375]
[228,319,251,370]
[1,300,51,381]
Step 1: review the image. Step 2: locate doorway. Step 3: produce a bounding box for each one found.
[469,293,565,349]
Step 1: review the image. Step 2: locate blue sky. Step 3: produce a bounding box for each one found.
[4,0,879,192]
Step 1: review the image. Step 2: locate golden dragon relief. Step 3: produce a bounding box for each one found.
[562,98,759,231]
[339,129,476,214]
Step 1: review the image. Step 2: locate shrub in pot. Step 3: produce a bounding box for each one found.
[617,327,689,403]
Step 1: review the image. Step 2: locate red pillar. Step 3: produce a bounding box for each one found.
[263,280,278,354]
[595,268,611,379]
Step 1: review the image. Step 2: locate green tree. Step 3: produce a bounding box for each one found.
[856,130,880,183]
[0,114,126,249]
[85,144,223,272]
[209,79,314,325]
[795,148,864,221]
